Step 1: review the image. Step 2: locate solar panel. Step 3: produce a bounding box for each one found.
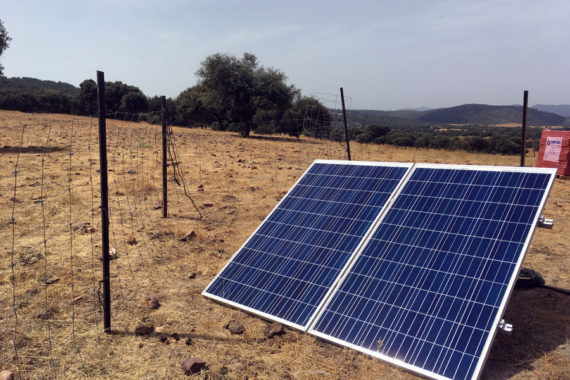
[203,160,412,329]
[310,164,556,380]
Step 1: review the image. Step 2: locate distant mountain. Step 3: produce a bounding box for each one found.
[346,109,432,128]
[386,109,431,120]
[398,106,432,112]
[416,104,565,126]
[533,104,570,118]
[0,77,80,96]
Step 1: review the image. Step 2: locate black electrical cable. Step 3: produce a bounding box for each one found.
[516,267,570,295]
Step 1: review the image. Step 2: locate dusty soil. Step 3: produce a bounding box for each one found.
[0,110,568,379]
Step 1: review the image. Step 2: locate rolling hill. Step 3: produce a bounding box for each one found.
[0,76,80,96]
[346,104,567,128]
[415,104,565,125]
[533,104,570,118]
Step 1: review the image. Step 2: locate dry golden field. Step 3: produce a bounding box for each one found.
[0,110,568,379]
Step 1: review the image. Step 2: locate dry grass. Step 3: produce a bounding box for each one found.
[0,110,568,379]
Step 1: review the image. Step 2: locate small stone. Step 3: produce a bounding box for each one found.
[44,277,59,285]
[197,184,204,191]
[152,201,163,210]
[188,272,196,279]
[158,333,169,343]
[0,370,14,380]
[181,357,206,375]
[225,320,244,334]
[135,324,154,336]
[146,295,160,310]
[185,337,192,345]
[80,223,95,234]
[126,235,137,245]
[179,230,196,242]
[171,332,180,341]
[203,203,214,208]
[37,306,57,320]
[109,248,118,260]
[72,295,84,304]
[264,322,284,338]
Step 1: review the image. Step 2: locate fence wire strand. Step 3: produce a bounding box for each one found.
[0,100,349,377]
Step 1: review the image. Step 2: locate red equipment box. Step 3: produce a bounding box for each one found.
[536,129,570,176]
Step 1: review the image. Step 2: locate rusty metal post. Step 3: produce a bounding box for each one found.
[161,96,168,218]
[521,90,528,167]
[97,70,111,333]
[340,87,351,160]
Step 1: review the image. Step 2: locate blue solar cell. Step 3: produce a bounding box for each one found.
[310,165,555,380]
[203,160,412,328]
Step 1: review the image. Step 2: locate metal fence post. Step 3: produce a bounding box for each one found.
[161,96,168,218]
[97,71,111,333]
[340,87,351,160]
[521,90,528,167]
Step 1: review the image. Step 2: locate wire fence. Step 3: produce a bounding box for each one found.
[0,82,356,377]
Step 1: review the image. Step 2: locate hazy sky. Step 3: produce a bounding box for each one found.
[1,0,569,109]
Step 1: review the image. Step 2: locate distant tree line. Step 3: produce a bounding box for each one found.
[0,19,10,76]
[0,53,332,138]
[0,49,543,156]
[341,123,540,155]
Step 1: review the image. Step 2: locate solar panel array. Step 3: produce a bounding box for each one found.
[203,161,412,328]
[204,161,556,380]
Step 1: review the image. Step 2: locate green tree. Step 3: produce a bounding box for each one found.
[175,85,212,126]
[120,91,149,113]
[147,96,176,124]
[366,124,391,140]
[196,53,257,136]
[0,19,11,76]
[281,96,331,138]
[105,81,138,114]
[195,52,298,137]
[356,124,391,142]
[251,67,297,133]
[78,79,97,115]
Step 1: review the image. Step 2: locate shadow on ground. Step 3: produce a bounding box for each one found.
[482,287,570,379]
[0,145,66,154]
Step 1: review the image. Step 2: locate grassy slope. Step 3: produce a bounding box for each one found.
[0,110,568,379]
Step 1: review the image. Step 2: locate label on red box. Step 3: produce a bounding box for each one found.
[544,136,563,162]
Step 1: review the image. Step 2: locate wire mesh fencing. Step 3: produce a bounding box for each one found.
[0,94,357,377]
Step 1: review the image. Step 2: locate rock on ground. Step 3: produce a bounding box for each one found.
[181,357,206,375]
[0,370,14,380]
[179,230,196,242]
[225,319,245,334]
[264,322,284,338]
[146,295,160,309]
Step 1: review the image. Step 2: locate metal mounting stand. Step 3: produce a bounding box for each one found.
[537,215,554,229]
[498,319,513,335]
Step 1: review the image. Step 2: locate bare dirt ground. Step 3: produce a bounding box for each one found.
[0,110,568,379]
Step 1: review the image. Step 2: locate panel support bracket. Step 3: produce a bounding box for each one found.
[498,319,513,334]
[537,215,554,229]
